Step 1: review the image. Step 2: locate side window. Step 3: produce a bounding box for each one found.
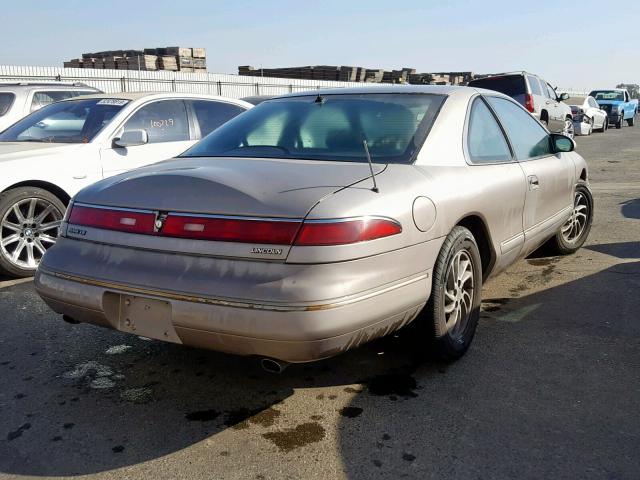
[0,93,15,116]
[30,91,83,112]
[527,76,542,96]
[546,84,557,101]
[487,97,553,161]
[122,100,189,143]
[466,98,512,164]
[540,80,551,98]
[188,100,246,138]
[588,98,597,108]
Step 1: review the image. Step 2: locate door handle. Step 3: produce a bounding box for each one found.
[528,175,540,190]
[73,174,87,180]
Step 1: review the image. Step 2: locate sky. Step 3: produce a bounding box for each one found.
[1,0,638,90]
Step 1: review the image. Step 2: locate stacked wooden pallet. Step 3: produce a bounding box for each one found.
[238,65,474,85]
[63,46,207,73]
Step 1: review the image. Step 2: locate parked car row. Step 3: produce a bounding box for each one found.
[467,72,639,137]
[0,91,253,276]
[0,84,591,368]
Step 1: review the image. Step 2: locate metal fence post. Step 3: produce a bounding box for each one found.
[217,81,222,96]
[120,77,126,92]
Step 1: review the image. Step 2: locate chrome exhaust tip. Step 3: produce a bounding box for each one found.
[260,358,288,374]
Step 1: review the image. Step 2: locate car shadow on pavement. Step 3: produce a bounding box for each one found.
[620,198,640,219]
[335,260,640,479]
[0,261,639,477]
[585,241,640,260]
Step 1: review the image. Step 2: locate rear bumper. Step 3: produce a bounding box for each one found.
[35,238,440,362]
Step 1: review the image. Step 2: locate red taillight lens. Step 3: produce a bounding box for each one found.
[525,94,535,113]
[68,205,401,247]
[294,218,401,246]
[162,215,301,244]
[68,205,156,234]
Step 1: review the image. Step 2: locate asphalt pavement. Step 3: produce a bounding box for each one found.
[0,123,638,479]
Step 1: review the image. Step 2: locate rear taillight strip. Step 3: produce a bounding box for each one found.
[67,204,401,246]
[68,204,156,235]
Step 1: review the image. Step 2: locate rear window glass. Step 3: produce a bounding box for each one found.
[468,76,526,97]
[0,93,15,116]
[183,93,446,164]
[589,91,624,101]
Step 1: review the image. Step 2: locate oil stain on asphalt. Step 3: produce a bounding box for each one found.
[262,422,326,452]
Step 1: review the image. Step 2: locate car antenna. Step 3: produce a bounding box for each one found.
[362,139,379,193]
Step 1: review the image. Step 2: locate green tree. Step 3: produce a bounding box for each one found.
[616,83,640,99]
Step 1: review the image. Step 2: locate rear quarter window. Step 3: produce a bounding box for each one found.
[0,93,15,116]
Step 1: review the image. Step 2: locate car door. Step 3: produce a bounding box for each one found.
[100,99,194,178]
[465,96,527,269]
[543,82,563,132]
[186,99,248,139]
[588,97,604,128]
[539,80,557,130]
[486,96,574,255]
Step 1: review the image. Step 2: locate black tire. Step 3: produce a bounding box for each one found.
[540,115,549,128]
[546,181,593,255]
[415,226,483,361]
[616,113,623,129]
[599,116,607,132]
[627,115,634,127]
[0,187,66,278]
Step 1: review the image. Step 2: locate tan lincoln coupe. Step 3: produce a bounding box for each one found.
[34,85,593,370]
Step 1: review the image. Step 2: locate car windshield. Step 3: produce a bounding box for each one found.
[0,98,129,143]
[589,91,624,101]
[182,93,446,164]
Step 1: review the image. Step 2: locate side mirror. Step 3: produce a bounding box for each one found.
[551,133,575,153]
[113,129,148,148]
[559,92,570,101]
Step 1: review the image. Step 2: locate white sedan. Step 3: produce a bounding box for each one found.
[0,92,252,277]
[566,95,608,135]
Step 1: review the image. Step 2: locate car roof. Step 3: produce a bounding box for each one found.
[54,91,254,107]
[0,82,97,91]
[273,84,466,99]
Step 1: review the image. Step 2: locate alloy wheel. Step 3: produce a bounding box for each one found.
[443,250,474,342]
[561,191,589,244]
[563,119,575,138]
[0,198,63,270]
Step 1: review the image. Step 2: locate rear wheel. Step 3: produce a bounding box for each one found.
[627,115,635,127]
[0,188,65,278]
[547,181,593,255]
[416,226,482,361]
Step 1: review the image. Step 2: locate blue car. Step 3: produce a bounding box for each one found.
[588,89,638,129]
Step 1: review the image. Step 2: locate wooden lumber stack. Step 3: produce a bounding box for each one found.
[63,46,207,73]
